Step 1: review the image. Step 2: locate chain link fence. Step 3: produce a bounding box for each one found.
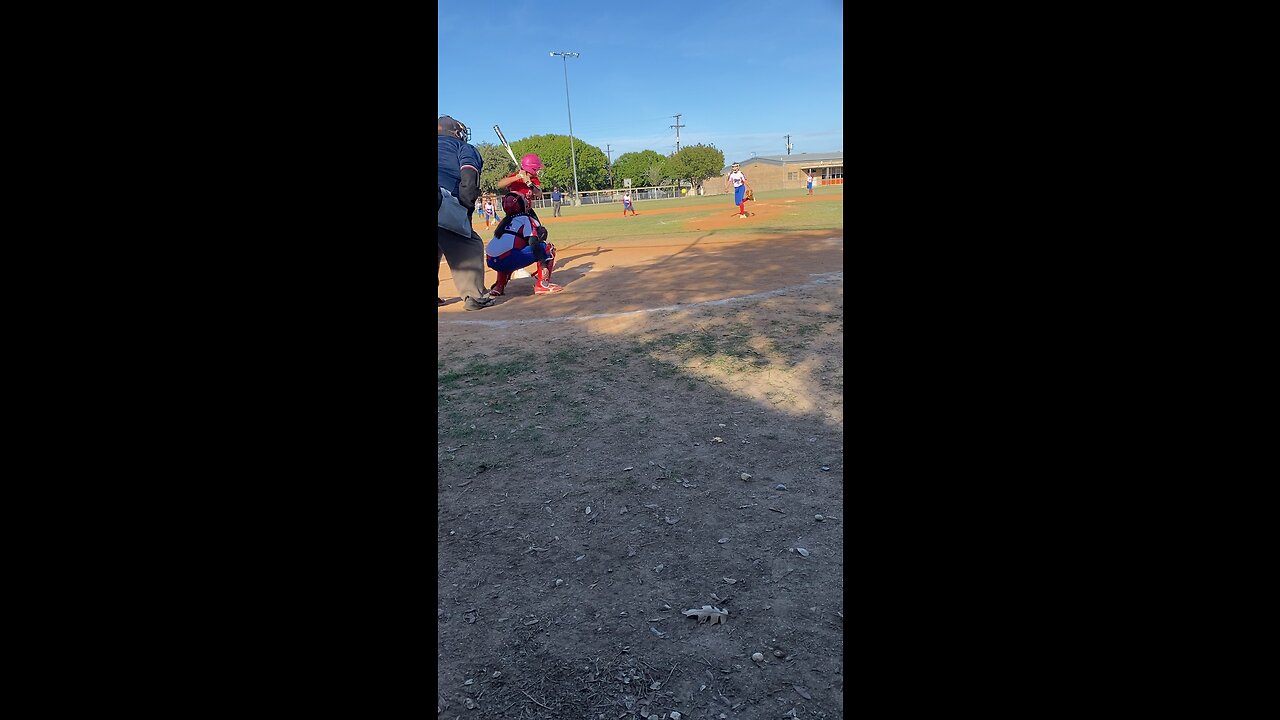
[574,185,698,205]
[479,185,702,210]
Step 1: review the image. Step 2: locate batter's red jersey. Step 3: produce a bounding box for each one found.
[503,172,541,201]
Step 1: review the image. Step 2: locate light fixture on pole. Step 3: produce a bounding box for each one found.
[549,51,581,206]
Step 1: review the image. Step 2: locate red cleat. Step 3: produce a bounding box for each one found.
[533,264,563,294]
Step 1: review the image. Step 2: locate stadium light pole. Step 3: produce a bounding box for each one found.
[550,51,581,205]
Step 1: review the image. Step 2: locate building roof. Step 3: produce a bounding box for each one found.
[721,151,843,173]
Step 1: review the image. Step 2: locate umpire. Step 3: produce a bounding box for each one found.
[438,115,494,310]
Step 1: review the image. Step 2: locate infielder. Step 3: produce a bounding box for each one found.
[622,191,637,216]
[725,162,752,218]
[486,192,563,296]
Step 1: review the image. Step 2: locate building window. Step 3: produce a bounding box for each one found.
[787,172,797,181]
[828,168,843,179]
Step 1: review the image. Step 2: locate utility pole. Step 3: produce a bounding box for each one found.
[785,134,793,155]
[606,144,613,188]
[671,114,684,153]
[550,51,581,204]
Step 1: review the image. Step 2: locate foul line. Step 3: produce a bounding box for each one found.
[439,271,843,327]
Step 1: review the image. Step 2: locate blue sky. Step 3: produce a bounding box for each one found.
[437,1,843,168]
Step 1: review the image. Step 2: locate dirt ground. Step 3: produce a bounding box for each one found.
[440,229,839,321]
[438,221,843,719]
[442,193,843,319]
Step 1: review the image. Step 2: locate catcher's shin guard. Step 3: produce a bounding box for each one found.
[533,263,563,294]
[490,270,512,296]
[531,239,556,267]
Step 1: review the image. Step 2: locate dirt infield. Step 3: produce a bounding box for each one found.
[439,230,841,331]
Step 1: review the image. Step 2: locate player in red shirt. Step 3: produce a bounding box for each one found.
[496,153,544,221]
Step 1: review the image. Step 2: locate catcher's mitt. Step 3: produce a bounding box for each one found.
[744,188,754,201]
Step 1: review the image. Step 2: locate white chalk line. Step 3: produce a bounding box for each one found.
[440,271,843,327]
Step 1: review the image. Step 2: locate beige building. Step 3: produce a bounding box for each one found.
[703,152,844,195]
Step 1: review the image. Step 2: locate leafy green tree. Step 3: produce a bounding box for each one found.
[476,143,516,194]
[613,150,666,188]
[663,143,725,190]
[508,134,609,193]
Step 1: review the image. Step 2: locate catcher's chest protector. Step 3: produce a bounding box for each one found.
[493,212,535,239]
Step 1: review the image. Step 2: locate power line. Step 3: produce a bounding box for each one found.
[567,115,678,134]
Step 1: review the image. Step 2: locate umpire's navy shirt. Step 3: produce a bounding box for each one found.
[438,136,483,197]
[552,190,563,202]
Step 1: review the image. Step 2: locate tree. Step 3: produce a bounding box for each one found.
[613,150,666,188]
[476,143,516,194]
[508,134,609,193]
[663,143,725,190]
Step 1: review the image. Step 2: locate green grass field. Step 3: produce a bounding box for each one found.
[479,187,844,246]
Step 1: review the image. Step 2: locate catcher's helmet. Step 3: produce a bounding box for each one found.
[438,115,470,142]
[501,192,527,215]
[520,153,543,173]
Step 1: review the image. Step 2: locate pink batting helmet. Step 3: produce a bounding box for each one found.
[520,153,543,173]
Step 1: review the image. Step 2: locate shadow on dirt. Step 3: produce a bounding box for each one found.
[437,272,845,718]
[556,247,613,267]
[487,261,596,301]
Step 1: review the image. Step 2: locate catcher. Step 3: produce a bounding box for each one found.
[725,162,753,218]
[485,192,563,296]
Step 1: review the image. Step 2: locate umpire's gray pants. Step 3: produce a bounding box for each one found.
[438,222,488,302]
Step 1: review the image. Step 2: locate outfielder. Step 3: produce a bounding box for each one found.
[725,162,753,218]
[486,192,563,296]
